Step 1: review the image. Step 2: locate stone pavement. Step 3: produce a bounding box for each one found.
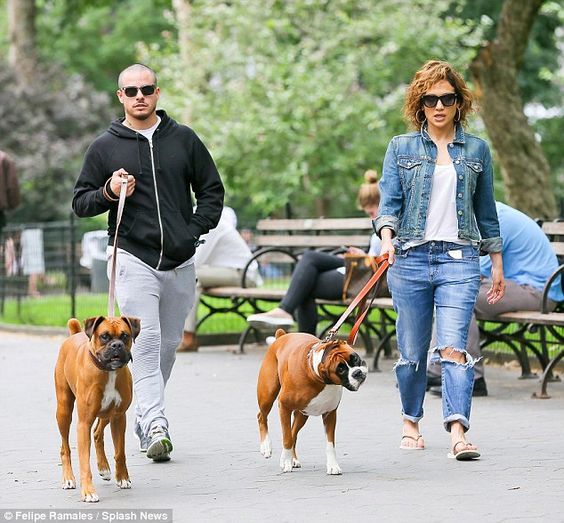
[1,329,563,523]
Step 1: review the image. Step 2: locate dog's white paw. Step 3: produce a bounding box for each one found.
[326,462,342,475]
[82,492,100,503]
[62,479,76,489]
[260,437,272,458]
[292,458,301,468]
[99,469,111,481]
[326,443,342,475]
[116,479,131,489]
[279,449,294,473]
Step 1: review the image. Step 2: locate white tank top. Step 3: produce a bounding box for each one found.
[405,163,467,249]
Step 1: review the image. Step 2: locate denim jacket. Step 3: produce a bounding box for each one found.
[373,123,502,254]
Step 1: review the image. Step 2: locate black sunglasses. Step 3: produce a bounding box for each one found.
[421,93,457,108]
[120,84,157,98]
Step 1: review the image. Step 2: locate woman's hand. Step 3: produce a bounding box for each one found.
[486,252,505,304]
[379,228,395,264]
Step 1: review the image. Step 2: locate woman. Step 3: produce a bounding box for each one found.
[374,60,504,460]
[247,169,383,335]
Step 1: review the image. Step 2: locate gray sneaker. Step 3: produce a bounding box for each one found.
[134,422,149,453]
[146,425,173,462]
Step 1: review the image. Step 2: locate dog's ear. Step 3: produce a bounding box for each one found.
[275,328,286,339]
[122,316,141,341]
[84,316,106,340]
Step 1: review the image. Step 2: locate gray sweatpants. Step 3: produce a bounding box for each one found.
[112,250,196,435]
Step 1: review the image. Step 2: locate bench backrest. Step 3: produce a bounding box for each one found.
[254,217,373,251]
[542,221,564,258]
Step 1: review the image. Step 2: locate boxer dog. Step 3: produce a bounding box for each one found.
[257,329,367,475]
[54,316,140,502]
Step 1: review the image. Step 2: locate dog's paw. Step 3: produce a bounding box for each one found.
[81,491,100,503]
[326,462,342,475]
[62,478,76,489]
[292,458,301,468]
[260,437,272,458]
[279,449,293,473]
[116,479,131,489]
[99,469,111,481]
[326,443,342,475]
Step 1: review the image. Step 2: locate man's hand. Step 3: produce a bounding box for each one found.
[110,168,136,197]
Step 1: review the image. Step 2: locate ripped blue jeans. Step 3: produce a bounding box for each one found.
[388,241,480,431]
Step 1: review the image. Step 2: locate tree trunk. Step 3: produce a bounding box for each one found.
[469,0,556,219]
[172,0,193,125]
[7,0,37,84]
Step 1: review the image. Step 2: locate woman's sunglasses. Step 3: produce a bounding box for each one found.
[120,85,157,98]
[421,93,457,108]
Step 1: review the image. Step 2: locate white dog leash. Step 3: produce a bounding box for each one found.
[107,175,128,318]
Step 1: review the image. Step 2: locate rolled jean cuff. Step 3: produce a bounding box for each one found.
[443,414,470,433]
[403,413,424,424]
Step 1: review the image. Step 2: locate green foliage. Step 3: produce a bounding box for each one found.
[151,0,480,225]
[0,62,113,222]
[35,0,175,98]
[0,0,561,225]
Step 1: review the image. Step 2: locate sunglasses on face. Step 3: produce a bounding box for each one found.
[120,85,156,98]
[421,93,457,108]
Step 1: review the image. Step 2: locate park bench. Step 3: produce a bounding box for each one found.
[199,217,395,368]
[199,217,564,395]
[476,220,564,398]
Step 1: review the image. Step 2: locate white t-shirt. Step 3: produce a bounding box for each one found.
[195,207,261,283]
[135,116,161,144]
[405,163,469,249]
[424,163,459,242]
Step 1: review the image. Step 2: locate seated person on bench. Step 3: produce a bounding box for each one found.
[427,201,564,397]
[247,169,383,335]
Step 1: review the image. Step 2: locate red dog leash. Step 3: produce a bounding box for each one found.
[326,253,390,345]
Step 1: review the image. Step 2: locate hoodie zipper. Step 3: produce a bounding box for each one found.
[148,140,164,269]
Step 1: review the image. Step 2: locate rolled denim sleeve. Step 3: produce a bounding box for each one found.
[473,141,502,253]
[374,138,402,238]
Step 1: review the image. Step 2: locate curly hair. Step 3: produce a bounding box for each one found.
[403,60,473,130]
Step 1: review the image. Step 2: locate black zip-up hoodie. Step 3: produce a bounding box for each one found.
[73,110,224,270]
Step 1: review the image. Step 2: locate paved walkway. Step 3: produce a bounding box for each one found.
[1,330,563,522]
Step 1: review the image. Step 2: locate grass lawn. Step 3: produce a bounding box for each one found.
[0,293,249,333]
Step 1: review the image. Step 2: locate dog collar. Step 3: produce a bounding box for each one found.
[89,350,114,372]
[307,344,333,384]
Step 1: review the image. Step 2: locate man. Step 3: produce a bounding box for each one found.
[428,202,564,397]
[178,206,260,351]
[73,64,224,461]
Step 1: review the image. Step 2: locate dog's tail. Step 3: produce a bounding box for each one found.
[67,318,82,335]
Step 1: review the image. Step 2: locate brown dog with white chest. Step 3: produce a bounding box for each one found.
[257,329,367,475]
[54,316,140,502]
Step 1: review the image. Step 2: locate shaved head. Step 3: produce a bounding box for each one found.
[117,64,157,88]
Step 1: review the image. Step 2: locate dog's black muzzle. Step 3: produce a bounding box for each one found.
[100,340,132,370]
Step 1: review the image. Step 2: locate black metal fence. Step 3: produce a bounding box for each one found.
[0,216,92,326]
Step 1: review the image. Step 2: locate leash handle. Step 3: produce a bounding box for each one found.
[326,253,389,344]
[107,176,128,318]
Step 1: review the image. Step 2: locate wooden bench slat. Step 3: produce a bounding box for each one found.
[256,217,372,231]
[550,241,564,256]
[254,235,370,248]
[542,222,564,236]
[477,310,564,326]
